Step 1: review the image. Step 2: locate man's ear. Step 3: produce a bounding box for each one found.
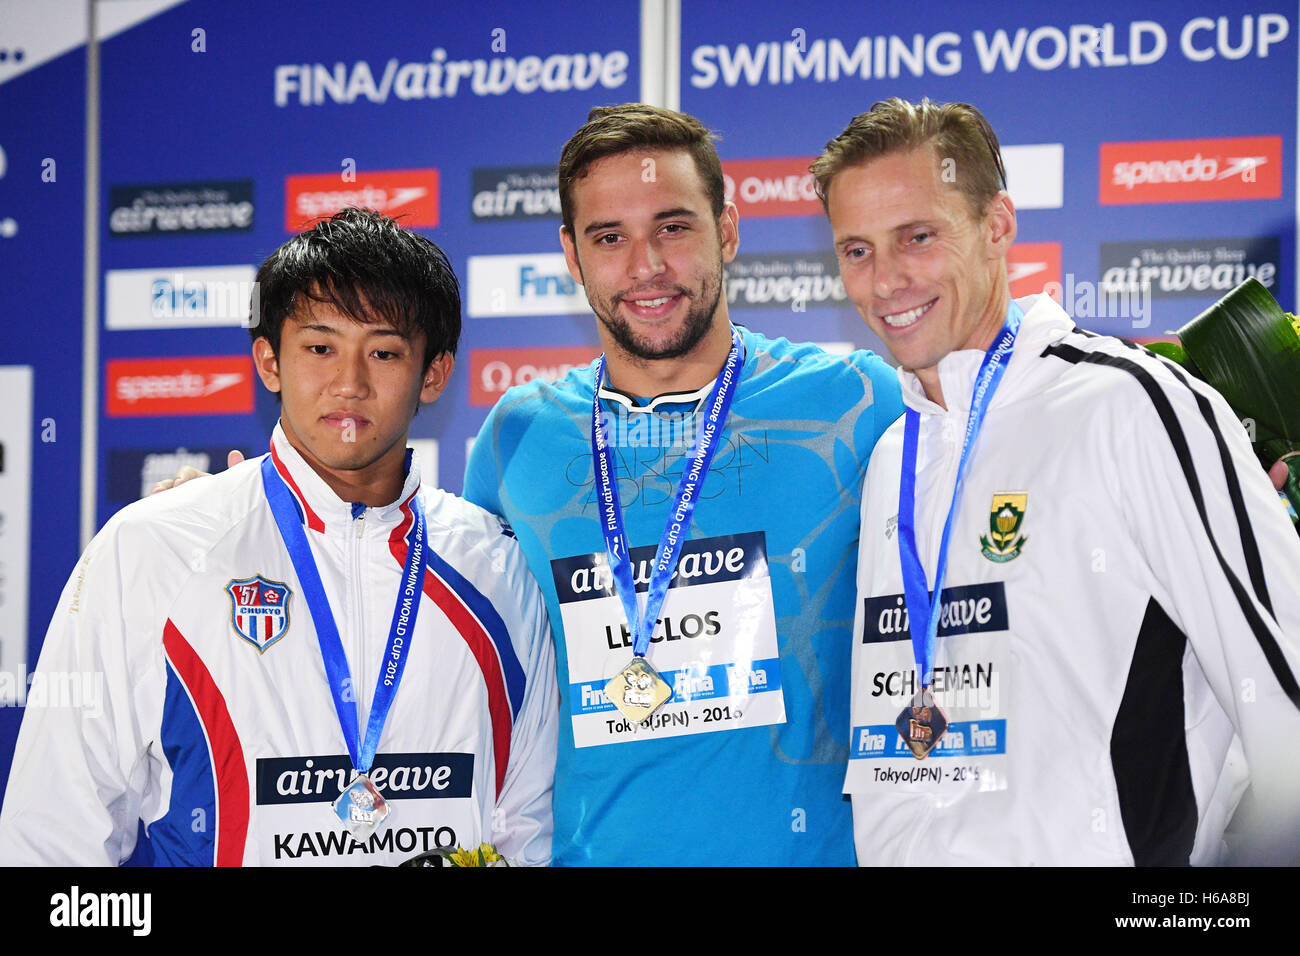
[419,352,455,404]
[984,191,1017,258]
[560,225,585,286]
[718,201,740,264]
[253,337,281,393]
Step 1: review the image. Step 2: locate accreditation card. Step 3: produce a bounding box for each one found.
[845,583,1010,794]
[553,531,785,748]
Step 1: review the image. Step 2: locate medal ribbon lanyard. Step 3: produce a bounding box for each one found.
[897,302,1023,687]
[261,456,429,774]
[590,327,744,658]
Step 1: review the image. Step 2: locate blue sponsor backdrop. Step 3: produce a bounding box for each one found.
[0,0,1296,823]
[0,28,86,802]
[681,0,1297,352]
[96,0,640,526]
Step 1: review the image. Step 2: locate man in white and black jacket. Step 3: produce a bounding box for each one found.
[815,97,1300,866]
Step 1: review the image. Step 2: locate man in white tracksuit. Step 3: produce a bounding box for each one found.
[814,98,1300,865]
[0,209,557,866]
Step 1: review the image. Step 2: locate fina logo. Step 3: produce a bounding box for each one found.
[106,265,257,330]
[467,253,591,317]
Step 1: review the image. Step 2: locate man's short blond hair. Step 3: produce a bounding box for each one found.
[812,97,1007,218]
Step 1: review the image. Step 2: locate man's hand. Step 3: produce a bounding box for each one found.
[150,450,245,494]
[1270,460,1288,491]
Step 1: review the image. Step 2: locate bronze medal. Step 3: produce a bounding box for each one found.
[895,687,948,759]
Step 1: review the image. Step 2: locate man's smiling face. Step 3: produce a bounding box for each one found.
[827,145,1015,382]
[560,148,737,365]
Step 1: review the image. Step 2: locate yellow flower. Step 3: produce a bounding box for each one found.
[477,843,505,864]
[447,846,480,867]
[446,842,507,867]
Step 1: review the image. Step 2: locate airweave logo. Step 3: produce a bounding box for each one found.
[108,180,254,237]
[256,752,473,804]
[285,169,440,230]
[1006,242,1061,299]
[106,356,255,417]
[471,165,559,221]
[1099,237,1279,298]
[469,346,598,406]
[722,158,820,218]
[107,446,248,502]
[1100,136,1282,204]
[724,253,845,308]
[863,583,1009,643]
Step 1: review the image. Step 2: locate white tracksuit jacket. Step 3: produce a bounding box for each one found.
[846,294,1300,866]
[0,426,557,866]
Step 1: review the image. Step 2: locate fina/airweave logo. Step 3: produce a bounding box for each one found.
[552,531,768,604]
[1099,236,1279,298]
[256,752,473,804]
[863,582,1008,643]
[109,180,254,237]
[724,253,845,308]
[471,165,559,221]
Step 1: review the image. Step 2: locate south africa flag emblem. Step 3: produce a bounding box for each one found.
[980,493,1028,563]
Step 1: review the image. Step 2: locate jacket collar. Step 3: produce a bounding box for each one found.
[267,422,422,535]
[896,293,1074,416]
[595,326,749,413]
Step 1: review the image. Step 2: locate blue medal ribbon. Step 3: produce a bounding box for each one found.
[897,302,1023,687]
[261,456,428,774]
[591,327,744,658]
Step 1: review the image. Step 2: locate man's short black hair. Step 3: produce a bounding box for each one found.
[251,207,461,369]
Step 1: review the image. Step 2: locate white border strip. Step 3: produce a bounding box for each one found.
[662,0,680,112]
[80,0,99,549]
[639,0,665,106]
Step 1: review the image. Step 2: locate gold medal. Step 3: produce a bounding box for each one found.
[895,687,948,759]
[606,656,673,724]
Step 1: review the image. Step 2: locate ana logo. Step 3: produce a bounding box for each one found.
[1099,136,1282,205]
[980,493,1028,563]
[227,575,292,652]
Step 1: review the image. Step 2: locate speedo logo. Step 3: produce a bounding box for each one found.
[1100,136,1282,204]
[284,169,440,230]
[1006,242,1061,299]
[862,582,1008,643]
[256,752,473,804]
[105,356,255,417]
